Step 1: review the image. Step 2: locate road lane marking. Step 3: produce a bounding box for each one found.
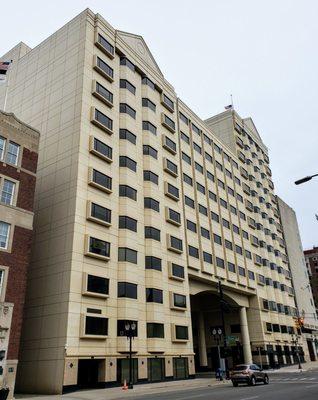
[239,396,259,400]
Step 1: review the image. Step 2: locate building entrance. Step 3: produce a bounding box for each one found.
[77,359,103,388]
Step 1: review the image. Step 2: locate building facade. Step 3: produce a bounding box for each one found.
[0,110,39,397]
[305,247,318,314]
[278,198,318,361]
[0,9,309,394]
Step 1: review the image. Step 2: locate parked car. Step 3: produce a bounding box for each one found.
[230,364,269,387]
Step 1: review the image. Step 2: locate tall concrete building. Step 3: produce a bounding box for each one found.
[0,110,39,397]
[0,9,309,394]
[277,198,318,361]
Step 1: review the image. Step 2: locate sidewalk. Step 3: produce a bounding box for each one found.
[16,377,229,400]
[266,360,318,373]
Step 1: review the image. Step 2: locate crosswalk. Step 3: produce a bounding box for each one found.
[271,377,317,382]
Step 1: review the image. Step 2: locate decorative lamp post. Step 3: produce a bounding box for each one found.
[125,321,136,389]
[212,327,223,380]
[291,334,302,370]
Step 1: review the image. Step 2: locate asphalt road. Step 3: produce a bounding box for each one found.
[127,371,318,400]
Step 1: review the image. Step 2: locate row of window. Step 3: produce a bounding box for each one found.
[84,316,188,340]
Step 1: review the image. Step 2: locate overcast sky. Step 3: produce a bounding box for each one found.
[2,0,317,249]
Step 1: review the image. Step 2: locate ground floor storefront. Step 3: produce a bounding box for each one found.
[63,355,195,392]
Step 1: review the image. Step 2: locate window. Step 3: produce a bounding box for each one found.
[146,288,163,303]
[89,202,111,225]
[218,179,225,190]
[204,134,211,145]
[119,156,136,172]
[119,184,137,200]
[225,239,233,250]
[145,256,162,271]
[209,191,217,202]
[235,245,243,255]
[119,129,136,144]
[94,81,113,105]
[166,182,179,199]
[143,145,158,159]
[145,226,161,241]
[199,204,207,216]
[203,251,213,264]
[187,220,197,233]
[142,97,156,112]
[1,180,15,205]
[87,236,110,258]
[167,208,181,225]
[222,218,230,229]
[214,234,222,245]
[238,266,246,276]
[0,137,6,160]
[220,198,227,209]
[216,257,225,268]
[245,250,252,259]
[175,325,189,340]
[142,76,155,90]
[201,227,210,239]
[92,108,113,133]
[230,205,237,215]
[211,212,220,223]
[181,132,190,143]
[228,262,236,273]
[170,263,185,279]
[144,170,158,184]
[119,216,137,232]
[242,230,249,239]
[143,121,157,135]
[96,33,114,56]
[161,93,174,111]
[207,171,214,181]
[147,323,164,338]
[205,153,213,163]
[168,235,183,252]
[0,222,10,249]
[91,137,112,161]
[188,245,199,258]
[117,320,138,338]
[95,56,114,81]
[118,282,137,299]
[183,173,193,186]
[120,79,136,94]
[144,197,160,212]
[214,143,222,154]
[184,195,195,208]
[193,142,201,154]
[239,211,246,221]
[191,123,200,135]
[215,161,223,171]
[85,315,108,336]
[120,57,135,71]
[163,135,177,154]
[162,114,175,132]
[173,293,187,308]
[195,162,203,174]
[118,247,137,264]
[86,274,109,296]
[197,182,205,194]
[228,187,235,196]
[120,103,136,119]
[233,224,240,234]
[164,159,178,176]
[179,112,189,125]
[182,152,191,165]
[248,271,255,280]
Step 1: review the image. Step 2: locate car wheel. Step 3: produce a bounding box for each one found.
[263,375,269,385]
[232,381,238,387]
[249,376,256,386]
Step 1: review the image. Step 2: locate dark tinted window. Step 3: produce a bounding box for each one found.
[118,282,137,299]
[85,316,108,336]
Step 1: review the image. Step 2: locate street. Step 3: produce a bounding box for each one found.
[126,371,318,400]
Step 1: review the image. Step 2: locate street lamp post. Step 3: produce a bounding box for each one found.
[125,321,136,389]
[294,173,318,185]
[291,334,302,370]
[212,328,223,381]
[256,346,263,369]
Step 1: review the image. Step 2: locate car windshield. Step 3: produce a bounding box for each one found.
[233,365,248,371]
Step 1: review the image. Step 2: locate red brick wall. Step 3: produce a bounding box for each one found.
[0,226,33,360]
[21,148,38,174]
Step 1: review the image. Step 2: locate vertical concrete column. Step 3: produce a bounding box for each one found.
[240,307,253,364]
[198,312,208,367]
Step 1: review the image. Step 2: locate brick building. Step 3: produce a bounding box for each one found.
[0,110,39,397]
[305,247,318,312]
